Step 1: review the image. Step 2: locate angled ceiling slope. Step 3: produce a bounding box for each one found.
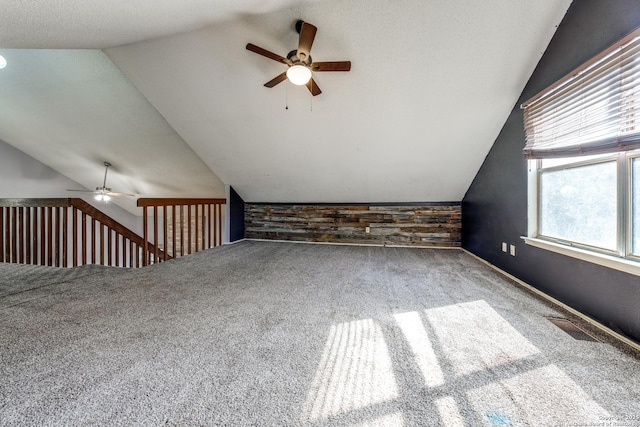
[0,49,225,215]
[1,0,571,206]
[106,0,571,203]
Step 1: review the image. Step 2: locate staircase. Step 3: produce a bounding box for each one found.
[0,198,225,268]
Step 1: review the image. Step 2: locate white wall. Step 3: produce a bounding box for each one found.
[0,139,142,234]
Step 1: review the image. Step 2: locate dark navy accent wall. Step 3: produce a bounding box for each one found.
[229,186,245,242]
[463,0,640,343]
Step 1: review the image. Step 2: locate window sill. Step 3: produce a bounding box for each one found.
[522,237,640,277]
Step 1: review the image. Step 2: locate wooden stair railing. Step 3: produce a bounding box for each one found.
[0,198,165,268]
[137,198,226,266]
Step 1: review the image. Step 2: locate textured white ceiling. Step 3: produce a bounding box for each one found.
[0,0,321,48]
[106,0,572,203]
[0,0,572,208]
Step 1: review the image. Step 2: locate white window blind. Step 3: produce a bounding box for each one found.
[522,27,640,159]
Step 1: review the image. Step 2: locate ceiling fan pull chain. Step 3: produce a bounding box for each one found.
[285,83,289,110]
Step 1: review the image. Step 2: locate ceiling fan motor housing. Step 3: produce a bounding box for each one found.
[287,50,312,66]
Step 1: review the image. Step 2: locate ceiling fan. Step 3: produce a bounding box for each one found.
[67,161,135,201]
[246,20,351,96]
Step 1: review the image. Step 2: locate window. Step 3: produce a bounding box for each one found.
[522,27,640,274]
[539,156,617,251]
[530,152,639,262]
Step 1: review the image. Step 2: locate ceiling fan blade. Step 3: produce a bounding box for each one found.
[66,189,99,194]
[306,78,322,96]
[246,43,291,65]
[311,61,351,72]
[106,191,135,197]
[297,22,317,62]
[264,72,288,88]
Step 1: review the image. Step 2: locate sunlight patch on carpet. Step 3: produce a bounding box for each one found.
[394,311,444,387]
[352,411,405,427]
[301,318,400,423]
[467,364,610,426]
[435,396,466,427]
[425,300,540,376]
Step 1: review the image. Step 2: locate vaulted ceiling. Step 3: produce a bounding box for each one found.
[0,0,572,214]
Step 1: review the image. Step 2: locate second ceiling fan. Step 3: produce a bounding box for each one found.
[246,20,351,96]
[67,162,135,202]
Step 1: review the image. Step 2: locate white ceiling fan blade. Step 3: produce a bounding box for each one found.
[66,189,100,194]
[105,191,135,197]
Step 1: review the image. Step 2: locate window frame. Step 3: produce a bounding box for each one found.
[525,150,640,276]
[628,152,640,258]
[537,154,620,254]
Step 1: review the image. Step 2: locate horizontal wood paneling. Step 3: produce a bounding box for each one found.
[245,203,461,247]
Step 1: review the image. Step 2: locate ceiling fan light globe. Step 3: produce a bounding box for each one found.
[286,65,312,85]
[95,194,111,202]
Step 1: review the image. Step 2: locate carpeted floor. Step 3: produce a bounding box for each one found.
[1,240,639,426]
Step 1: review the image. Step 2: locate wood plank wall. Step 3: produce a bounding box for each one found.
[245,203,461,247]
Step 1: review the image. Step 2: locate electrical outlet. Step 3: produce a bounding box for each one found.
[510,244,516,256]
[365,226,370,234]
[502,242,507,252]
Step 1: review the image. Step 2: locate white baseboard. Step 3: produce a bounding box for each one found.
[224,238,246,245]
[462,249,640,352]
[243,238,460,250]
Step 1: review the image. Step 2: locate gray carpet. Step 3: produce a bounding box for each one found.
[1,240,639,426]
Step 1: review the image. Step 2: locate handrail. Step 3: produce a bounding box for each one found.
[1,197,224,268]
[0,198,72,207]
[137,197,226,266]
[69,199,164,258]
[1,198,166,268]
[137,198,226,207]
